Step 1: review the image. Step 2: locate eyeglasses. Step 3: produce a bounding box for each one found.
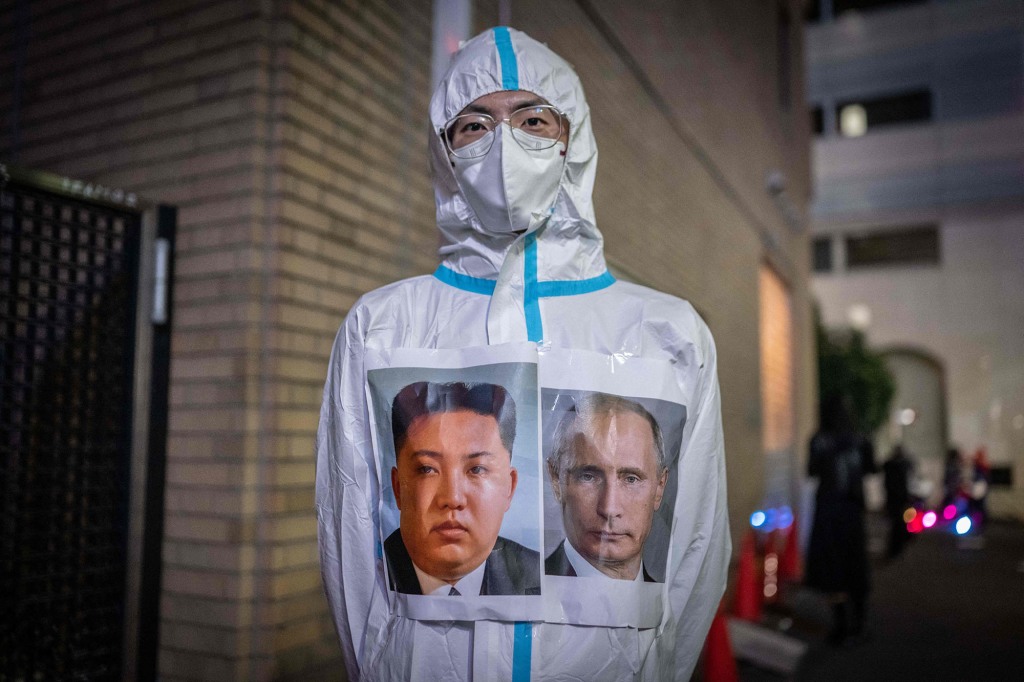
[442,104,565,159]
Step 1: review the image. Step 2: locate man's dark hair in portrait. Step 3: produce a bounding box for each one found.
[392,381,517,456]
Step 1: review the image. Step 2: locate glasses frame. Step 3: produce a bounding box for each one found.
[441,104,566,159]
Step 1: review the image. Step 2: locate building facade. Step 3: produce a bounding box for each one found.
[2,1,813,679]
[805,0,1024,518]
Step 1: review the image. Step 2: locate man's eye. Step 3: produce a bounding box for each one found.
[458,119,491,136]
[523,117,544,128]
[623,474,642,485]
[575,472,597,483]
[468,465,488,475]
[416,465,437,475]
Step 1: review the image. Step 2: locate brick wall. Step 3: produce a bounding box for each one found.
[266,2,437,678]
[3,3,280,680]
[2,1,812,678]
[3,1,435,679]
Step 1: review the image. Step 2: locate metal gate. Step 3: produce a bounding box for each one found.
[0,166,174,681]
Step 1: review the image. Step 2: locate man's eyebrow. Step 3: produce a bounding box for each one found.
[407,450,499,460]
[509,98,548,111]
[461,103,494,116]
[409,450,442,459]
[616,467,647,478]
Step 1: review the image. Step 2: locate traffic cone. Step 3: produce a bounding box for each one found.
[732,530,762,622]
[703,606,739,682]
[779,519,802,583]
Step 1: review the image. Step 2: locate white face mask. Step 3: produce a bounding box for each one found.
[451,125,567,235]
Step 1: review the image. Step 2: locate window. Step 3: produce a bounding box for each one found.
[805,0,926,22]
[759,266,794,454]
[810,105,825,135]
[845,225,940,269]
[812,237,832,272]
[834,0,927,16]
[836,89,931,136]
[990,466,1013,487]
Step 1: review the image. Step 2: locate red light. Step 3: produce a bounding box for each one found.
[908,514,924,534]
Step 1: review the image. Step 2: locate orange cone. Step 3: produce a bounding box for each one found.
[703,606,739,682]
[732,530,762,622]
[779,519,802,583]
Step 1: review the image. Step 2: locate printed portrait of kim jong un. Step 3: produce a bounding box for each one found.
[384,380,541,597]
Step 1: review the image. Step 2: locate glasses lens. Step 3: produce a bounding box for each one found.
[446,114,496,157]
[509,106,562,149]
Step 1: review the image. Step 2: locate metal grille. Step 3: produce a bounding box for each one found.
[1,182,140,681]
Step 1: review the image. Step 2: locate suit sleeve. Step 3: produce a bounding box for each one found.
[652,321,731,682]
[315,305,388,681]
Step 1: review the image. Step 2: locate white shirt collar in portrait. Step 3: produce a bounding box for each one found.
[564,537,645,582]
[413,558,487,596]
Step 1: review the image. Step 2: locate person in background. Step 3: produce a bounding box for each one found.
[805,394,877,645]
[968,447,990,531]
[882,444,914,560]
[942,446,964,510]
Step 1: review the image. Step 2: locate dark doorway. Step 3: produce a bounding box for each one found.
[1,171,172,681]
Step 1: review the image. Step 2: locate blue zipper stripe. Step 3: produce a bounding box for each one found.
[523,233,542,341]
[433,265,496,295]
[493,27,519,90]
[512,622,532,682]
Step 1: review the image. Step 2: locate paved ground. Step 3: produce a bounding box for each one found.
[736,516,1024,682]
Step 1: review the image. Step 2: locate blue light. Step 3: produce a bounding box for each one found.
[764,508,778,531]
[750,510,766,528]
[955,516,972,535]
[777,506,794,530]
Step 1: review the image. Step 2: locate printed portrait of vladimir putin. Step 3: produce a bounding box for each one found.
[385,381,540,596]
[546,392,669,581]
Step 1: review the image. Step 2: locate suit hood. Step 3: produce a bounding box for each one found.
[428,27,608,294]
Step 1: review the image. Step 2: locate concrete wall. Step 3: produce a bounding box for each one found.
[807,0,1024,519]
[813,208,1024,518]
[2,0,813,678]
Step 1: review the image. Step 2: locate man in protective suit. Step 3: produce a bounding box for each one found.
[317,26,729,681]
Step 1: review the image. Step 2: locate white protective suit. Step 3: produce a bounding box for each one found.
[316,27,730,681]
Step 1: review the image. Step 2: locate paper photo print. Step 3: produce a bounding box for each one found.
[542,389,686,586]
[365,345,542,620]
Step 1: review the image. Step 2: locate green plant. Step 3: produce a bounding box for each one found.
[816,313,896,434]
